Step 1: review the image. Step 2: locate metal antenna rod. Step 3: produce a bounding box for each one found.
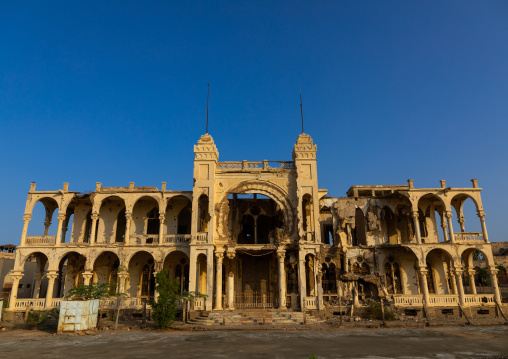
[206,83,209,134]
[300,87,304,133]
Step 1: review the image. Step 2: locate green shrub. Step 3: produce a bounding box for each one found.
[27,308,59,330]
[364,299,395,321]
[150,270,180,329]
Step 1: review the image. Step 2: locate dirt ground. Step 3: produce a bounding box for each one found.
[0,326,507,359]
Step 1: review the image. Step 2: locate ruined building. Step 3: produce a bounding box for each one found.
[6,133,503,319]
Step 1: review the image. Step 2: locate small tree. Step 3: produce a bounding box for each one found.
[151,270,180,329]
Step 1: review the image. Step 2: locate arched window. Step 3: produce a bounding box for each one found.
[384,262,402,294]
[322,263,337,294]
[141,264,154,298]
[302,195,313,232]
[198,195,209,232]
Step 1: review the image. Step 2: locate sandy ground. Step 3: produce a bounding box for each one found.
[0,326,507,359]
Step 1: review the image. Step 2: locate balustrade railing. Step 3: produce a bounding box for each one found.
[131,234,159,245]
[163,234,192,244]
[429,295,459,306]
[454,232,483,242]
[393,294,423,307]
[25,235,56,245]
[217,161,295,171]
[464,294,495,305]
[192,297,205,310]
[195,232,208,243]
[305,296,317,310]
[15,298,46,310]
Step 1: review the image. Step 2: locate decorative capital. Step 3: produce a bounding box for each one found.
[226,250,236,260]
[445,211,453,219]
[91,214,100,221]
[411,211,419,219]
[477,210,486,219]
[82,271,93,279]
[277,249,286,260]
[57,214,66,221]
[487,266,498,274]
[23,215,32,222]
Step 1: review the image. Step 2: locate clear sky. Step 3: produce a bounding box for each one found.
[1,1,507,245]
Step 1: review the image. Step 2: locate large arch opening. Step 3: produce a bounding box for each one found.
[27,198,59,244]
[132,196,159,244]
[127,251,155,299]
[57,252,87,298]
[425,248,455,295]
[93,251,120,293]
[418,194,446,243]
[18,252,49,299]
[97,196,126,244]
[163,251,190,294]
[451,194,482,240]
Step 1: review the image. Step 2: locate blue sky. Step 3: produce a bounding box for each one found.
[1,1,507,245]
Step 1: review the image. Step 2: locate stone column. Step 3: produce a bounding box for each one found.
[153,271,160,302]
[298,257,307,310]
[226,252,235,309]
[419,268,430,307]
[206,249,214,311]
[44,220,51,236]
[277,249,286,309]
[316,264,324,311]
[454,268,466,306]
[158,213,165,245]
[90,213,99,245]
[458,217,466,232]
[478,211,489,243]
[45,272,58,309]
[124,212,132,245]
[441,219,449,242]
[20,215,31,246]
[55,214,66,246]
[118,272,128,295]
[488,266,501,304]
[32,272,43,298]
[8,273,23,310]
[411,211,422,244]
[467,269,477,294]
[446,212,455,243]
[449,269,457,295]
[214,251,223,310]
[82,271,93,286]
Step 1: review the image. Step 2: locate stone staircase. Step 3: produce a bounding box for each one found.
[188,310,325,326]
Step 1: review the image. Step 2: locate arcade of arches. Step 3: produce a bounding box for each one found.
[6,133,503,320]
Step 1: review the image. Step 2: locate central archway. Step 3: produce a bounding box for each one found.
[216,180,296,240]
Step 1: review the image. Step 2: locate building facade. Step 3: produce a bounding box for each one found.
[6,133,502,315]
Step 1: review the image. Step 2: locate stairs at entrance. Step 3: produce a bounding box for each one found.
[188,310,324,326]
